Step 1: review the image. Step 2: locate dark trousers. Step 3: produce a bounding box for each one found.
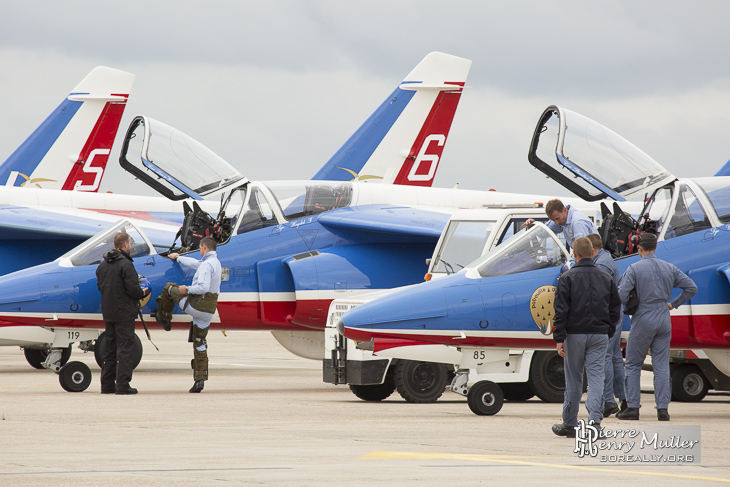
[100,320,135,391]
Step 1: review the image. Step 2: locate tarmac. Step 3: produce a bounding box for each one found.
[1,329,729,486]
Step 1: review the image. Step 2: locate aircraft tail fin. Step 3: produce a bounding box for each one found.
[312,52,471,186]
[0,66,135,191]
[715,157,730,176]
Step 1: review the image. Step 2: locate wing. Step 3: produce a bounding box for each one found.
[318,204,449,241]
[0,205,178,275]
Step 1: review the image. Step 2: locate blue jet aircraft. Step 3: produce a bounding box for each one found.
[0,52,473,374]
[339,105,730,416]
[0,53,541,392]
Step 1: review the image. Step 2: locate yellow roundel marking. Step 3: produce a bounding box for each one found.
[530,285,556,335]
[139,294,151,307]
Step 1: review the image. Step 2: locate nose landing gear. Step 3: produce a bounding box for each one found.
[59,361,92,392]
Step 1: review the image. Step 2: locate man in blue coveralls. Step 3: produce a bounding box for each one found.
[616,233,697,421]
[586,233,627,417]
[524,199,597,249]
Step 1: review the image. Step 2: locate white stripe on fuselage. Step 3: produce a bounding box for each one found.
[219,289,383,302]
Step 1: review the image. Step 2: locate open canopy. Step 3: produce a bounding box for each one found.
[528,106,676,201]
[119,116,247,201]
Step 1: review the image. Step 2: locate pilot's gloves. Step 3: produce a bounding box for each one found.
[139,275,152,297]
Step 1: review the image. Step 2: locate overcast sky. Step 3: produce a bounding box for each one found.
[1,1,729,198]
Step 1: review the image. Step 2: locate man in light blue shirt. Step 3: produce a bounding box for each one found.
[544,199,597,248]
[524,199,597,249]
[168,236,222,393]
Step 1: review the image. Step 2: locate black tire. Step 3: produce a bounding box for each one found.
[349,381,396,402]
[467,380,504,415]
[59,361,92,392]
[93,331,106,368]
[671,364,709,402]
[528,351,565,403]
[94,332,143,369]
[131,334,143,369]
[394,360,448,403]
[500,382,535,401]
[24,346,72,370]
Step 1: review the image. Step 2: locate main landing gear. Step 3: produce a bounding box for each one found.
[92,331,143,369]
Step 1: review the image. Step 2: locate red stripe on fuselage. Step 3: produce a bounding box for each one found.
[345,314,730,350]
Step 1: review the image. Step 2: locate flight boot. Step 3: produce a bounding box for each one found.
[616,407,640,420]
[552,423,577,438]
[116,386,138,395]
[603,402,620,418]
[189,380,205,393]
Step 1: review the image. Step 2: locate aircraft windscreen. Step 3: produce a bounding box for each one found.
[433,220,495,274]
[264,181,352,220]
[663,183,712,239]
[60,221,152,267]
[695,177,730,224]
[469,224,567,278]
[235,186,277,234]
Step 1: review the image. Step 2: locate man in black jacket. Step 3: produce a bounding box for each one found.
[96,232,149,395]
[552,237,621,437]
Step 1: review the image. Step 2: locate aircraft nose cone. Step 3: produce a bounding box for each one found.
[336,318,345,336]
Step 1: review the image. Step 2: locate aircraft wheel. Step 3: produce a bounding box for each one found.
[467,380,504,415]
[24,346,72,370]
[59,361,92,392]
[671,364,709,402]
[528,351,565,403]
[94,332,143,369]
[394,360,447,403]
[131,334,143,369]
[349,381,396,402]
[93,331,106,368]
[500,382,535,401]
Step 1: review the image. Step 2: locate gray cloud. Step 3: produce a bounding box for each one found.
[0,0,729,198]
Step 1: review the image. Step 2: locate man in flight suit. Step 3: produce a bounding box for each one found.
[616,233,697,421]
[97,232,150,395]
[586,233,627,417]
[552,237,621,437]
[167,236,222,393]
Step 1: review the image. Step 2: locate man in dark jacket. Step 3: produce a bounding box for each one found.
[552,237,621,437]
[96,232,149,395]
